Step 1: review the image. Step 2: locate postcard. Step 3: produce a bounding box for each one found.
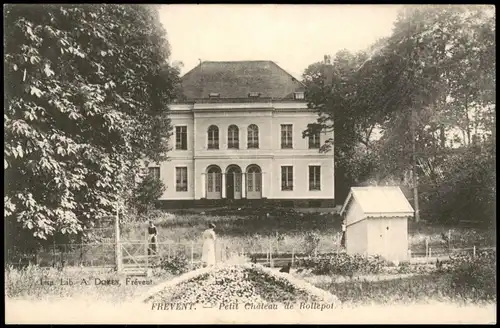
[4,4,496,324]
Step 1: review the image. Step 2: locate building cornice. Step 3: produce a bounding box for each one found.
[168,101,312,113]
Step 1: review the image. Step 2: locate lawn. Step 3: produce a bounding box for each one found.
[5,240,496,324]
[33,209,496,267]
[120,210,494,255]
[8,209,495,313]
[305,273,483,306]
[4,265,173,303]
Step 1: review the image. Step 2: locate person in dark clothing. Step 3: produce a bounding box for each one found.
[147,220,158,256]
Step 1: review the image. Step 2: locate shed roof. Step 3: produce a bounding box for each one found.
[180,60,305,100]
[340,186,414,217]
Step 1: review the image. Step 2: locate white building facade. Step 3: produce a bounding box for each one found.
[147,61,335,208]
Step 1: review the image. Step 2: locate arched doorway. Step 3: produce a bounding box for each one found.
[206,165,222,199]
[246,164,262,199]
[225,165,242,200]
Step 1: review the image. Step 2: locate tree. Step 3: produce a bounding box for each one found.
[4,4,180,252]
[130,173,166,215]
[303,5,495,223]
[302,46,402,201]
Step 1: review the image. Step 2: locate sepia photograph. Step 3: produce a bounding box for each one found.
[4,4,496,324]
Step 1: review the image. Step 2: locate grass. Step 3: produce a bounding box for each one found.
[8,211,495,309]
[121,211,494,253]
[5,264,173,303]
[312,273,496,307]
[6,255,496,309]
[32,211,495,266]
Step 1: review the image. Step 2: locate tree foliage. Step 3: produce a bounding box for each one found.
[303,5,495,223]
[4,4,180,249]
[130,173,167,215]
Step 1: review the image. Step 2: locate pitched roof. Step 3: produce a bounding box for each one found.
[180,61,305,100]
[340,186,414,217]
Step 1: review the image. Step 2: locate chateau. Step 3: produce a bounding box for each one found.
[148,61,335,208]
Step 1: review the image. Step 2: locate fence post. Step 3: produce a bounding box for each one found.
[79,244,83,266]
[223,242,226,262]
[168,243,171,260]
[473,245,476,258]
[220,241,223,262]
[115,206,122,273]
[191,242,194,267]
[291,248,295,267]
[269,244,273,268]
[429,247,432,258]
[144,230,149,269]
[425,238,429,258]
[52,242,56,267]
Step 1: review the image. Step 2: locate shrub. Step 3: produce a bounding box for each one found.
[153,254,190,276]
[303,231,321,255]
[145,264,339,305]
[421,144,495,226]
[130,174,166,215]
[296,253,385,277]
[448,249,496,301]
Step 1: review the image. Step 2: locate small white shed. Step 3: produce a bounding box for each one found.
[339,186,414,262]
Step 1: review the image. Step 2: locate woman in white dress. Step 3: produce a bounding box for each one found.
[201,223,217,266]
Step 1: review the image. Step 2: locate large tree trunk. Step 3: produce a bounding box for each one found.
[439,125,446,148]
[411,107,420,222]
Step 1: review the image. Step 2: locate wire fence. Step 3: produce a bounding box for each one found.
[6,226,494,268]
[7,238,496,270]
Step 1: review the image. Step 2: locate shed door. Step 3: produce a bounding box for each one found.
[383,221,390,259]
[370,219,391,260]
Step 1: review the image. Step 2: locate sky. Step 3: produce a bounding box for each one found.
[157,5,403,79]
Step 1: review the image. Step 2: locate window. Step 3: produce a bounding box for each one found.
[175,126,187,150]
[148,167,160,180]
[294,92,305,100]
[209,92,220,98]
[207,166,222,193]
[281,124,293,149]
[309,166,321,191]
[247,124,259,149]
[228,125,239,149]
[176,167,188,192]
[207,125,219,149]
[281,166,293,191]
[308,124,321,149]
[247,165,261,192]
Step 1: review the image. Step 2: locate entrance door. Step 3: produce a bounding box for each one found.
[226,173,235,199]
[246,165,262,199]
[226,165,242,200]
[206,166,222,199]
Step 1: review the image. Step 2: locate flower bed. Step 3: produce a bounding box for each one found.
[142,263,340,306]
[295,253,386,277]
